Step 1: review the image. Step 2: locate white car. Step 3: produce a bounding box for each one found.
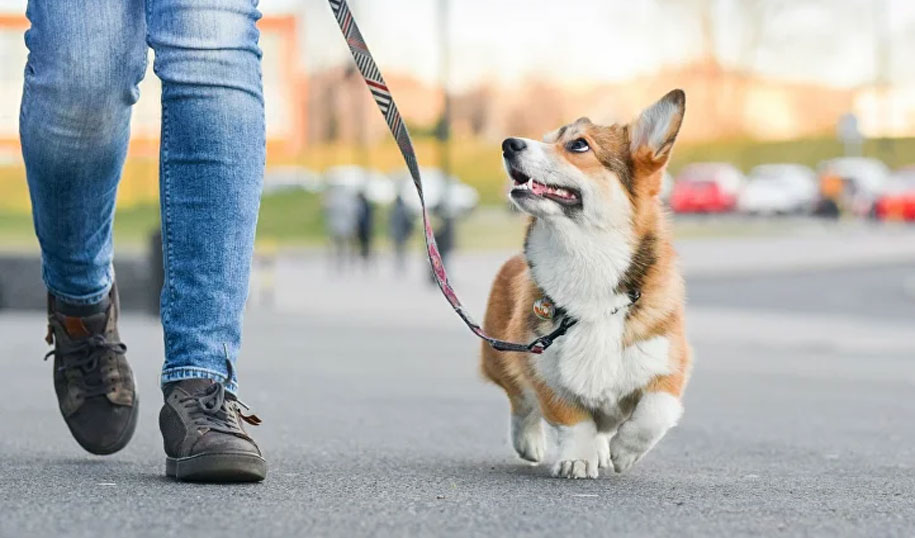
[262,166,322,195]
[738,164,818,215]
[323,165,396,204]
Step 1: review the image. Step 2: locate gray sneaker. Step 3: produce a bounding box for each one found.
[160,378,266,482]
[45,285,138,455]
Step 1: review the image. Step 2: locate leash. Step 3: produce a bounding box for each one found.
[327,0,632,354]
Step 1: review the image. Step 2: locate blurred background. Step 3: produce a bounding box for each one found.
[1,0,915,310]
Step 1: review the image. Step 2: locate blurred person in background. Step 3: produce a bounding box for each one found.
[19,0,267,481]
[429,204,455,285]
[355,190,375,267]
[323,186,358,270]
[816,172,843,219]
[388,194,415,274]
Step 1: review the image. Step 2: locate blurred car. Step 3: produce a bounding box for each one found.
[390,167,479,217]
[323,165,396,204]
[737,164,817,216]
[670,163,743,213]
[262,166,322,194]
[873,170,915,222]
[816,157,889,217]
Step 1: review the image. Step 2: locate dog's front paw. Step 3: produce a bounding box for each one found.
[513,427,545,463]
[552,459,599,479]
[608,392,683,473]
[511,413,545,463]
[552,422,600,478]
[609,436,644,473]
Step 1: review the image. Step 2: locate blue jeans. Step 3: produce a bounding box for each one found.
[19,0,265,394]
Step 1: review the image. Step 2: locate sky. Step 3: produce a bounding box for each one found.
[285,0,915,90]
[3,0,915,90]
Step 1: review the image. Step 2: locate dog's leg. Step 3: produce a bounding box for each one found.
[609,391,683,473]
[552,421,601,479]
[481,333,545,463]
[533,382,599,478]
[593,404,631,469]
[510,389,545,463]
[596,432,612,470]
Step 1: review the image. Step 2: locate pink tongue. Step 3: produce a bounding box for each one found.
[531,181,548,196]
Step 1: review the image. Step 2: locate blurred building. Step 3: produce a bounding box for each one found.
[0,14,26,164]
[4,5,915,155]
[855,85,915,138]
[306,67,443,146]
[448,60,861,143]
[306,58,915,146]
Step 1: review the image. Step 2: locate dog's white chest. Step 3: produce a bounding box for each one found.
[534,318,671,410]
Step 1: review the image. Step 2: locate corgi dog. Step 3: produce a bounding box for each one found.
[481,90,691,478]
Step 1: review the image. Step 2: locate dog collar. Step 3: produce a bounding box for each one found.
[533,288,640,321]
[529,288,641,352]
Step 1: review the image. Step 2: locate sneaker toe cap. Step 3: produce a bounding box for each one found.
[67,396,138,455]
[192,430,262,457]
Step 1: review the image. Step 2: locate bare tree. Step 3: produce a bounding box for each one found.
[652,0,800,137]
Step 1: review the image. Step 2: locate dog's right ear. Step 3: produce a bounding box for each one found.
[629,89,686,170]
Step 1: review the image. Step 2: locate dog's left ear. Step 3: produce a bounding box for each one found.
[629,89,685,178]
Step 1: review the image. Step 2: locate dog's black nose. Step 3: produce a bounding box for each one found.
[502,137,527,156]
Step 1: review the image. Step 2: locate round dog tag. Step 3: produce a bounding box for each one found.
[533,297,555,321]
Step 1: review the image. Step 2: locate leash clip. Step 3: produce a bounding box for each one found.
[528,316,578,354]
[528,340,548,355]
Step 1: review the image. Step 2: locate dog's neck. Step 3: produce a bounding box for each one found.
[524,218,642,322]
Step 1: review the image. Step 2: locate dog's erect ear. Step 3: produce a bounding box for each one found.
[629,89,685,169]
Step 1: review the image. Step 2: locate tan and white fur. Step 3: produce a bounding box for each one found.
[481,90,691,478]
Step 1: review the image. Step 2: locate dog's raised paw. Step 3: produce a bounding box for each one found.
[514,433,545,463]
[511,413,545,463]
[609,438,643,473]
[552,459,598,479]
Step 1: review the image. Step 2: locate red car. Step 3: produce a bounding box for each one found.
[874,171,915,222]
[670,163,743,214]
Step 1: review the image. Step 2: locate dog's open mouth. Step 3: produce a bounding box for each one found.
[509,169,581,207]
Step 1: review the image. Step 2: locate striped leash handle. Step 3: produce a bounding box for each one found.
[327,0,552,354]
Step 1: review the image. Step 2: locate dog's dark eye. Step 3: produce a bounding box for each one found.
[567,138,590,153]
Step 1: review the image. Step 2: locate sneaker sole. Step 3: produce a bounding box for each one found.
[166,453,267,482]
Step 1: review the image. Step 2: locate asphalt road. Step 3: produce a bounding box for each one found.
[689,262,915,321]
[1,248,914,537]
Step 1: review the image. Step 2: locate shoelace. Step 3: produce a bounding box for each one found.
[44,333,127,398]
[178,360,262,436]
